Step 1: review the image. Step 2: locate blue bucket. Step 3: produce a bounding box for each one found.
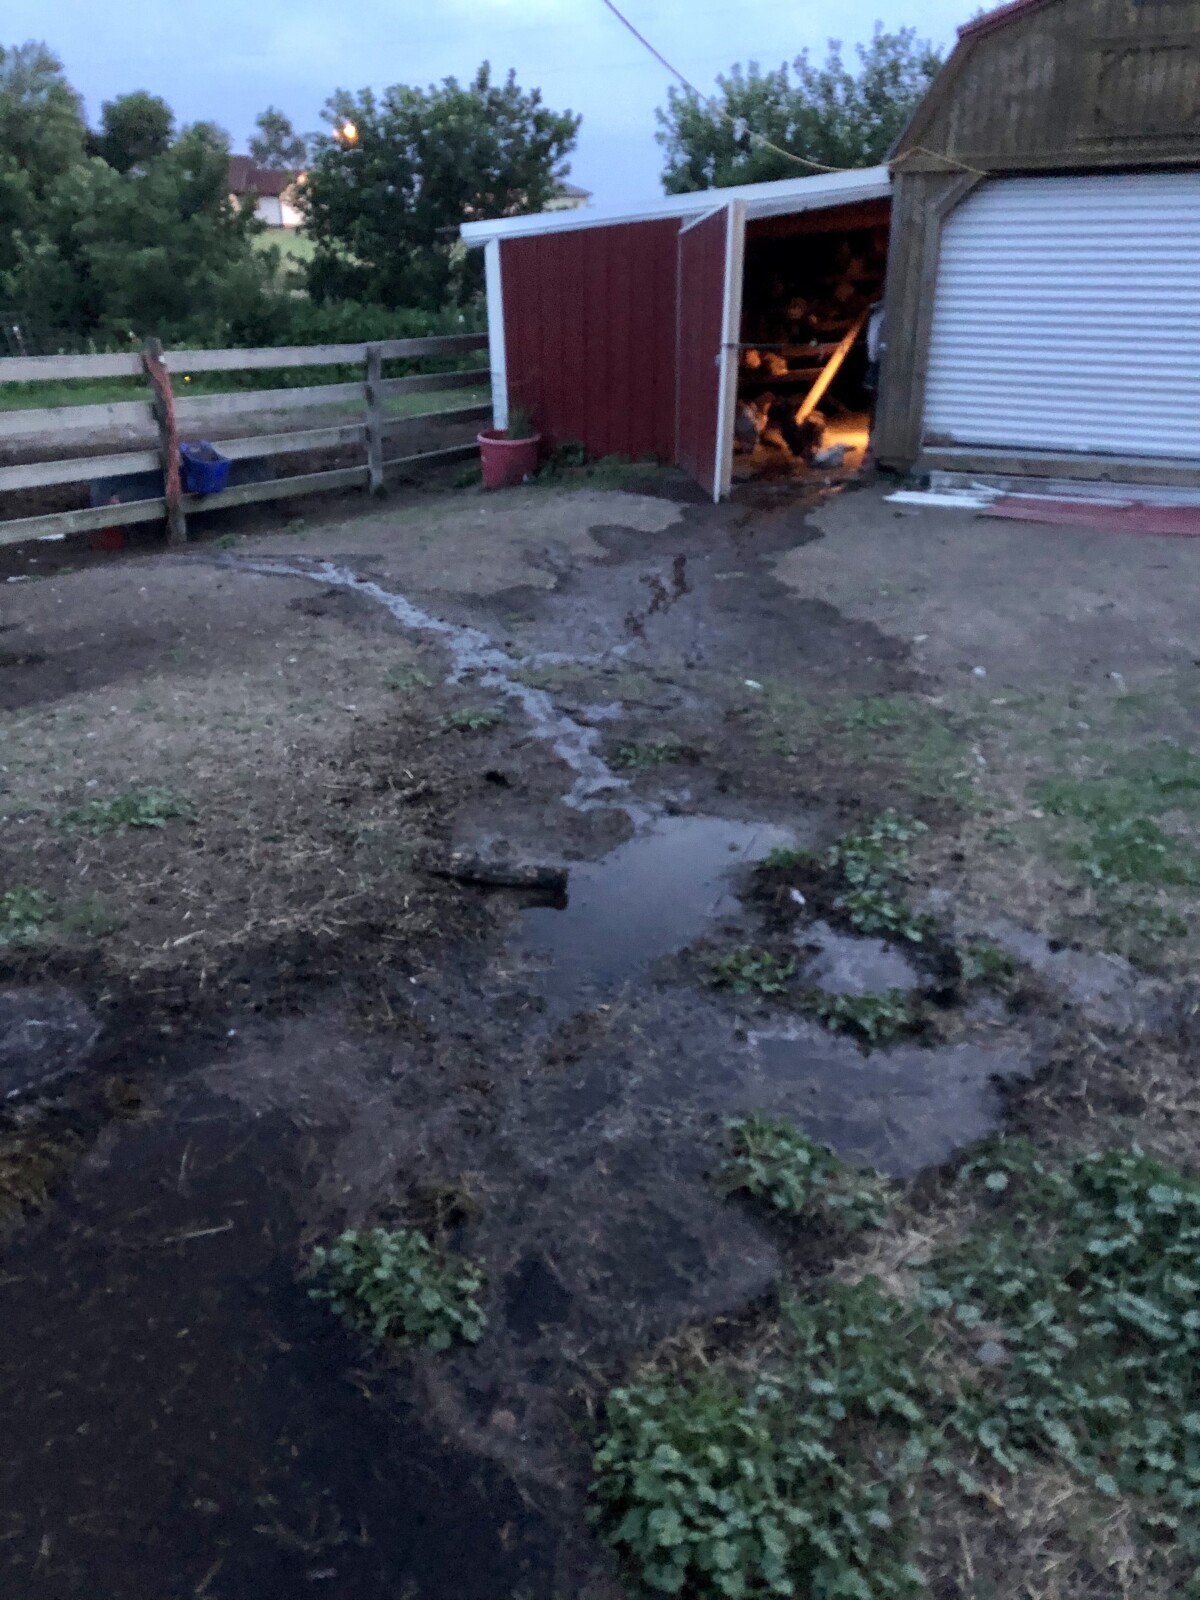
[179,441,232,495]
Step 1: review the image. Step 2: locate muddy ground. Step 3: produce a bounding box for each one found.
[1,470,1198,1598]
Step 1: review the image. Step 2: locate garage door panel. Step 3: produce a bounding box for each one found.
[923,173,1200,461]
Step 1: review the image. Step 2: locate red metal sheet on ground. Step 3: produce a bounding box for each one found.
[982,497,1200,537]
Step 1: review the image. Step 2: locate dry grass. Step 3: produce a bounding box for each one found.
[0,1125,83,1220]
[924,1460,1160,1600]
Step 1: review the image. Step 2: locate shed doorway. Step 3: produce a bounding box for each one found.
[732,200,890,486]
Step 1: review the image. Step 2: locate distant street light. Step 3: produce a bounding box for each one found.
[338,120,359,145]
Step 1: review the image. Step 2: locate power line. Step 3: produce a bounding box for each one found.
[596,0,849,174]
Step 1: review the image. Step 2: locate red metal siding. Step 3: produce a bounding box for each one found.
[675,208,730,498]
[501,219,680,463]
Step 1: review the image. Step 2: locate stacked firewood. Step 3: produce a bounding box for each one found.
[735,233,886,461]
[735,395,825,458]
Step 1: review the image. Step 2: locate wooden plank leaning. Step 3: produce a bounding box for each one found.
[794,309,871,427]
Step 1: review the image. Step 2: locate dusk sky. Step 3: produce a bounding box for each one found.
[8,1,969,203]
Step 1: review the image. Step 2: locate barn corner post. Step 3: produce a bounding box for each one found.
[365,343,385,496]
[141,336,187,545]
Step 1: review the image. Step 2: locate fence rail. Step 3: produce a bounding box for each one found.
[0,333,491,550]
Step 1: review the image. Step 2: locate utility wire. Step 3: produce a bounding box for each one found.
[596,0,849,174]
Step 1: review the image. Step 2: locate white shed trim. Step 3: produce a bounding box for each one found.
[715,201,747,502]
[484,237,508,432]
[461,167,891,248]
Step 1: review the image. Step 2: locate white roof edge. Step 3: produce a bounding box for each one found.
[460,166,891,247]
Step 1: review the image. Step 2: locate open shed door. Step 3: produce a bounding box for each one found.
[675,201,745,501]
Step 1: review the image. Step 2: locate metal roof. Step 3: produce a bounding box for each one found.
[957,0,1050,40]
[460,165,891,248]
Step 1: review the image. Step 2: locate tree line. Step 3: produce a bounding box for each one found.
[0,29,940,351]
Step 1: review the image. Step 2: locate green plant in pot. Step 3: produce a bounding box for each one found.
[478,404,542,490]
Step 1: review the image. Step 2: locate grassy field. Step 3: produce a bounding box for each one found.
[254,228,316,263]
[0,377,488,419]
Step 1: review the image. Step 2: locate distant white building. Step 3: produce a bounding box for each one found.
[545,181,592,213]
[228,157,304,230]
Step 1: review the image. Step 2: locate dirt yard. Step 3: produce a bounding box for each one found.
[2,470,1199,1600]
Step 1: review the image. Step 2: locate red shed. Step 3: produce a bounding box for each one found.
[461,168,892,501]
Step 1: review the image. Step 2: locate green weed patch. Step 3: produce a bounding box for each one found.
[723,1116,891,1231]
[0,887,49,944]
[62,787,192,833]
[806,989,922,1048]
[827,813,934,944]
[594,1136,1200,1597]
[958,939,1017,987]
[612,741,687,772]
[441,708,504,733]
[309,1226,485,1350]
[592,1280,934,1600]
[929,1141,1200,1543]
[710,947,796,997]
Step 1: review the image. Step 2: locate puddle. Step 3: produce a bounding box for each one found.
[795,921,922,997]
[971,915,1151,1028]
[749,1022,1035,1178]
[518,816,795,1001]
[1,985,98,1100]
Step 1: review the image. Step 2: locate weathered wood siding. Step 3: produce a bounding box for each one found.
[875,0,1200,467]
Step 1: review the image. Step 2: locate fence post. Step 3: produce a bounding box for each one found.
[142,336,187,544]
[365,344,384,495]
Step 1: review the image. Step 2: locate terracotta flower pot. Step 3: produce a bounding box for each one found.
[478,429,542,491]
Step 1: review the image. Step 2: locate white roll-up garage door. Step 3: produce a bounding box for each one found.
[923,172,1200,460]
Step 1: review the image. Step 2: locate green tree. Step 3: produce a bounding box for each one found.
[301,62,580,309]
[0,40,86,192]
[2,120,277,342]
[656,25,943,192]
[96,90,175,172]
[250,105,306,169]
[0,40,87,279]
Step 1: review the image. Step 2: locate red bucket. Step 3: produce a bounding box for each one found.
[478,430,542,492]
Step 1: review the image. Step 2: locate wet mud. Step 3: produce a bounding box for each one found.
[0,486,1164,1599]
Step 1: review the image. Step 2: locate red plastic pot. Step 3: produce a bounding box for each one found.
[478,429,542,491]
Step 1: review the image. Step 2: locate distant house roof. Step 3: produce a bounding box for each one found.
[228,156,298,198]
[556,182,592,201]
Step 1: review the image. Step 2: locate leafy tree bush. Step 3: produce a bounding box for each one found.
[95,90,175,173]
[250,105,306,169]
[2,116,276,344]
[301,63,580,309]
[657,25,942,192]
[0,41,86,280]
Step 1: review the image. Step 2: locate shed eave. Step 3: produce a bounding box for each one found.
[460,166,891,248]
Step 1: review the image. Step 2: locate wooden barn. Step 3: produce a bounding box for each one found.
[875,0,1200,487]
[461,168,892,501]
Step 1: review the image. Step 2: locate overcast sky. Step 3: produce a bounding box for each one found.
[8,0,969,203]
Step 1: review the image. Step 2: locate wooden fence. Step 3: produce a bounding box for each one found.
[0,334,492,550]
